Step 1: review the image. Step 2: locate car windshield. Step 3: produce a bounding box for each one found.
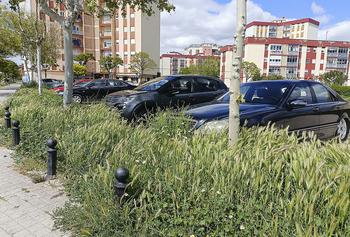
[134,76,173,91]
[219,81,290,105]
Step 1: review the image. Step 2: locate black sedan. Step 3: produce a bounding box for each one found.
[59,79,136,104]
[106,75,228,122]
[185,80,350,140]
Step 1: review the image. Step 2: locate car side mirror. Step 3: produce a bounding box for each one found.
[289,99,307,108]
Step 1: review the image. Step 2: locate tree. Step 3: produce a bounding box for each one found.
[229,0,246,146]
[0,59,20,80]
[98,56,123,79]
[322,70,347,85]
[10,0,47,95]
[266,74,284,80]
[179,56,220,77]
[38,0,174,107]
[73,63,88,78]
[130,52,157,83]
[74,53,95,66]
[241,61,261,82]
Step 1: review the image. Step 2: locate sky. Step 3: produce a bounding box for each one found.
[160,0,350,54]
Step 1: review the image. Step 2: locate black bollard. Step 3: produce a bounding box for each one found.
[5,111,11,129]
[113,167,129,201]
[12,120,20,147]
[46,138,57,180]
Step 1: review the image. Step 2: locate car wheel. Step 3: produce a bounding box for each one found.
[133,107,153,124]
[72,94,83,104]
[337,117,349,141]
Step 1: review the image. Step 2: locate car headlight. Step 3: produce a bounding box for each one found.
[116,103,126,110]
[197,119,229,134]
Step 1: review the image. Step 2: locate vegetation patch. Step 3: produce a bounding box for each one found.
[1,87,350,236]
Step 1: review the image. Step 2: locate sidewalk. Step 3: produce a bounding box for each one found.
[0,148,69,237]
[0,82,69,236]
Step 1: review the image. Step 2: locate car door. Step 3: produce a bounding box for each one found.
[310,83,344,140]
[283,82,320,137]
[84,80,107,99]
[192,78,224,104]
[158,77,196,109]
[106,80,132,95]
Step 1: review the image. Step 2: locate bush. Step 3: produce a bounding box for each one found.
[329,84,350,98]
[2,88,350,236]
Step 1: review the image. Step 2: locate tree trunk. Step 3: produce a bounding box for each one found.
[37,45,43,95]
[229,0,246,146]
[62,24,74,107]
[24,58,31,82]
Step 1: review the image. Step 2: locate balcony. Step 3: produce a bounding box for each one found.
[72,29,83,36]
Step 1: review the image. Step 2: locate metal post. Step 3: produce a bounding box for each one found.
[113,167,129,202]
[46,138,57,180]
[4,106,11,129]
[12,120,20,147]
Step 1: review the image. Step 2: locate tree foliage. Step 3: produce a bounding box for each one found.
[73,63,88,77]
[266,74,284,80]
[0,58,20,79]
[242,61,262,81]
[179,56,220,78]
[322,70,347,85]
[130,52,157,81]
[99,56,123,79]
[74,53,96,66]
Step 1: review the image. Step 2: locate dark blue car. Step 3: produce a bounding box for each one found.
[185,80,350,140]
[106,75,228,122]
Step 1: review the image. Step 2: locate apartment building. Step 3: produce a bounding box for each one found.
[246,18,319,40]
[160,43,221,76]
[220,18,350,86]
[22,1,160,82]
[184,43,221,56]
[159,51,220,76]
[220,38,350,85]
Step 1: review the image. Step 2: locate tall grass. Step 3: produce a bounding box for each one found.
[1,87,350,236]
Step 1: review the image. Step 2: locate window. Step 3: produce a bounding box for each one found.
[305,69,308,74]
[130,39,135,44]
[289,82,313,104]
[306,58,309,64]
[167,78,195,94]
[124,52,128,56]
[312,59,316,64]
[124,63,128,68]
[124,39,128,44]
[123,27,127,32]
[312,84,336,103]
[130,27,135,32]
[130,13,135,19]
[307,47,310,52]
[60,11,64,16]
[313,48,317,53]
[311,70,315,75]
[116,40,119,44]
[131,51,135,56]
[196,78,220,92]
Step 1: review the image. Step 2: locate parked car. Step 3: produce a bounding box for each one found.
[106,75,229,122]
[42,78,64,88]
[61,79,136,104]
[185,80,350,140]
[52,79,92,92]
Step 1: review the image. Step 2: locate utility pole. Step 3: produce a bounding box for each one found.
[229,0,246,146]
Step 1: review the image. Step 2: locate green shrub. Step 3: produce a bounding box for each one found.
[329,84,350,98]
[2,87,350,236]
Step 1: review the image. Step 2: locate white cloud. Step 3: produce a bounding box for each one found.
[160,0,276,54]
[318,21,350,42]
[311,2,325,15]
[315,14,332,24]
